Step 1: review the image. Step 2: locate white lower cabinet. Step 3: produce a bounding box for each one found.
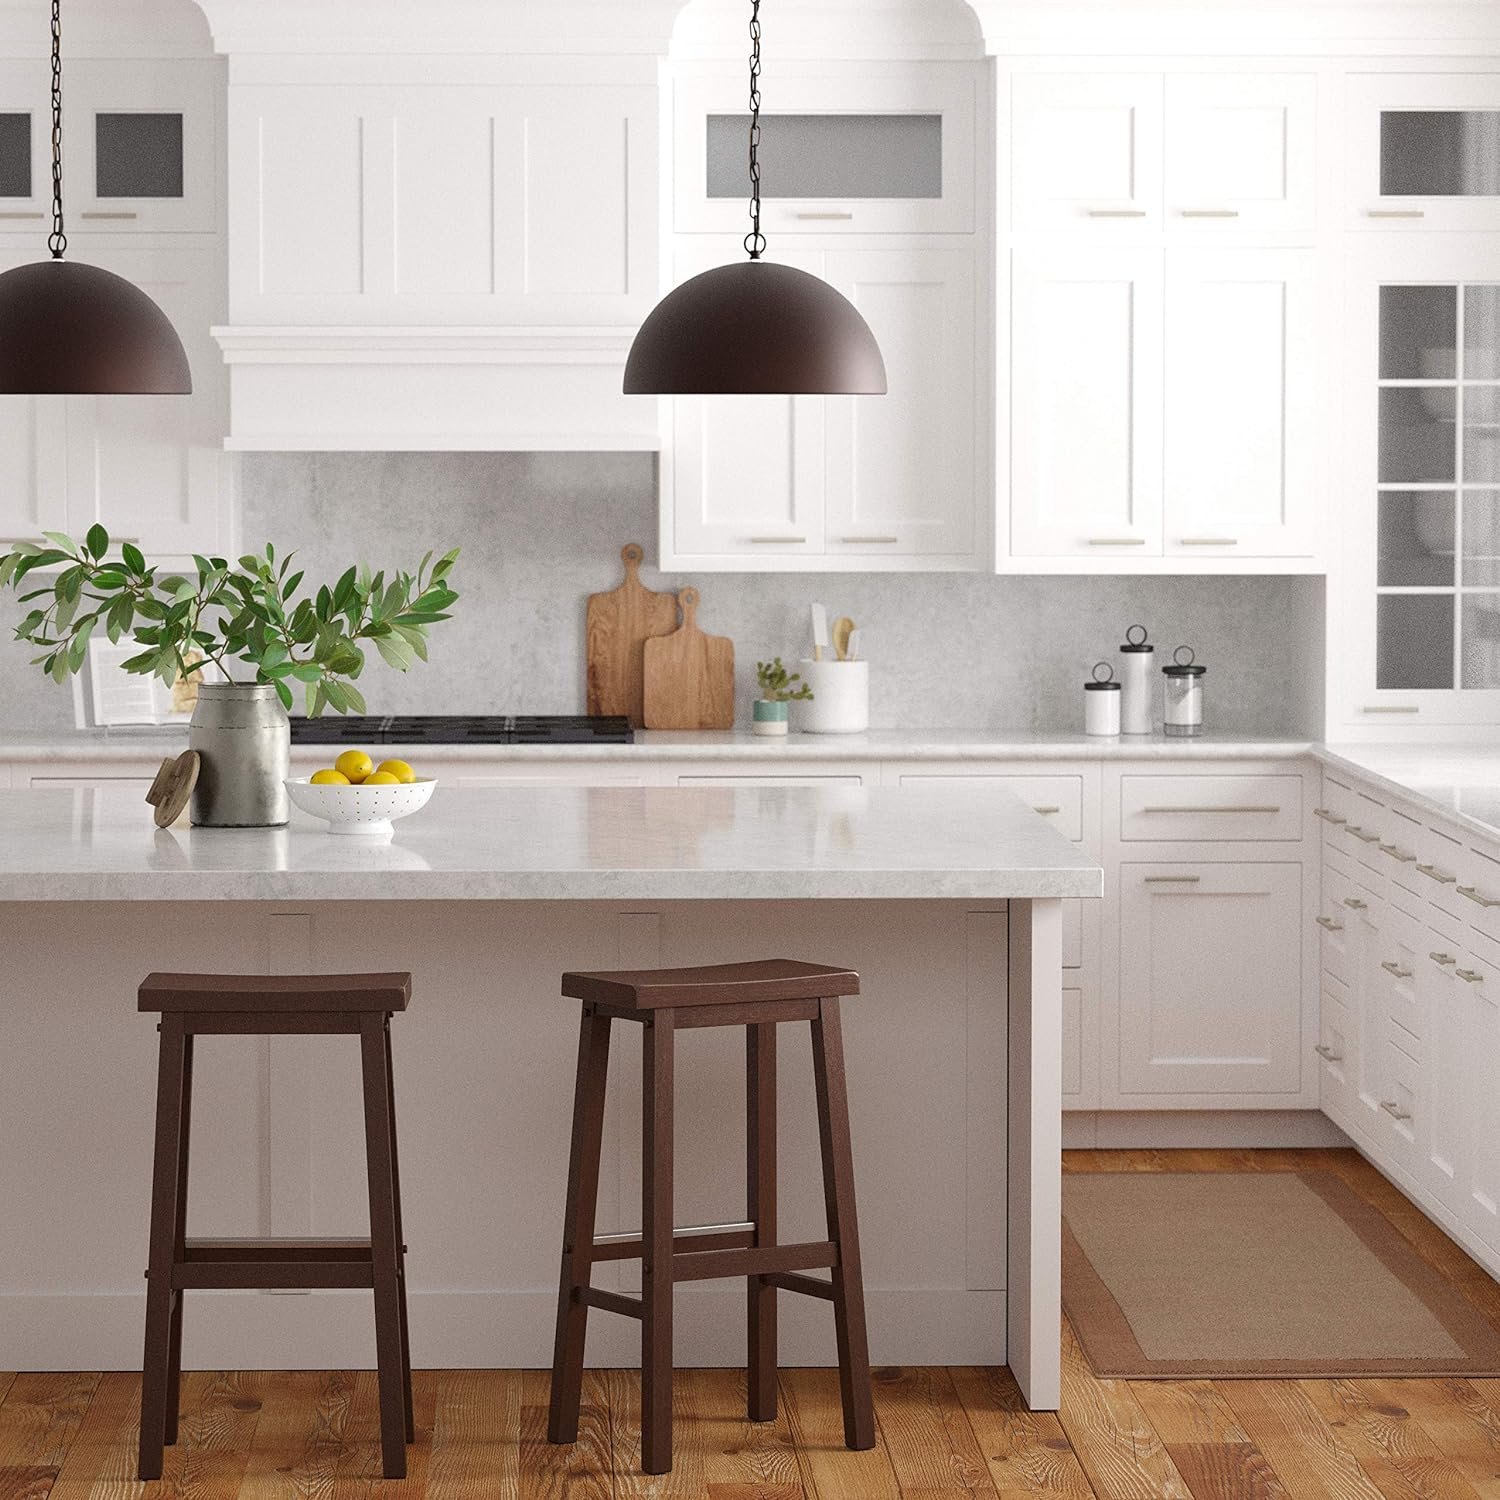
[1459,941,1500,1260]
[1116,861,1304,1102]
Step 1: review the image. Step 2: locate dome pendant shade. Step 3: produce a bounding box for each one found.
[0,258,191,395]
[623,260,887,396]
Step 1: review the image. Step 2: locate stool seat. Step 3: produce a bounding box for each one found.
[139,972,412,1013]
[561,957,859,1010]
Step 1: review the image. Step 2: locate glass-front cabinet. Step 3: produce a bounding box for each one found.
[1345,238,1500,724]
[1349,75,1500,231]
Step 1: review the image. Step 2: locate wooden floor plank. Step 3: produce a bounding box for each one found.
[0,1371,100,1500]
[424,1371,523,1500]
[867,1365,997,1498]
[0,1381,15,1413]
[519,1368,613,1500]
[1298,1378,1486,1500]
[1351,1380,1500,1500]
[950,1364,1095,1500]
[1130,1381,1290,1500]
[330,1369,439,1500]
[1219,1380,1388,1500]
[1056,1321,1192,1500]
[679,1369,804,1500]
[235,1369,359,1500]
[778,1369,899,1500]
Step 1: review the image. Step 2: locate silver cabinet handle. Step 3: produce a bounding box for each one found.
[1380,1100,1413,1121]
[747,537,807,545]
[1457,968,1485,984]
[1362,705,1419,714]
[1314,1043,1344,1062]
[1086,536,1147,546]
[1347,827,1382,843]
[1145,874,1201,884]
[1314,808,1348,824]
[1417,863,1457,884]
[1381,960,1414,979]
[1031,805,1062,815]
[1178,537,1238,546]
[1342,897,1368,910]
[1087,208,1147,218]
[0,210,44,219]
[1316,915,1344,932]
[80,210,138,220]
[1457,885,1500,909]
[1142,804,1280,815]
[794,211,854,220]
[1180,209,1241,218]
[1379,843,1416,862]
[1367,209,1425,219]
[839,536,899,544]
[1430,952,1456,965]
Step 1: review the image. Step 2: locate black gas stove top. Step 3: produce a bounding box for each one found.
[289,715,635,745]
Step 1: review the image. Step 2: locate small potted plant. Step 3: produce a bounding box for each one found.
[0,528,459,828]
[753,657,813,737]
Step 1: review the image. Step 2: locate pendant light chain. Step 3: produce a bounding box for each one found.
[48,0,64,259]
[744,0,765,260]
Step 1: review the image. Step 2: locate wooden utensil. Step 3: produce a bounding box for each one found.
[643,587,736,730]
[831,615,855,662]
[144,750,200,828]
[586,543,679,728]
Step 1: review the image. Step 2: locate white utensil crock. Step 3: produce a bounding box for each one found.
[797,659,869,734]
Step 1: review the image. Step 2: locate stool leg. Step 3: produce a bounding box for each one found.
[548,1004,613,1445]
[746,1021,778,1423]
[382,1014,415,1442]
[164,1029,194,1445]
[360,1014,408,1481]
[810,997,876,1452]
[139,1018,191,1481]
[641,1010,676,1475]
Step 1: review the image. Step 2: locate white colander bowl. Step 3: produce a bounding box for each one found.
[285,776,436,838]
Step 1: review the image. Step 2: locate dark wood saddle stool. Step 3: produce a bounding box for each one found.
[136,972,414,1481]
[547,957,875,1474]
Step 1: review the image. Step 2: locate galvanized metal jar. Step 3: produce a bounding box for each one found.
[188,682,290,827]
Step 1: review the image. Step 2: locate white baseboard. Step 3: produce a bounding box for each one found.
[0,1287,1005,1373]
[1063,1109,1353,1150]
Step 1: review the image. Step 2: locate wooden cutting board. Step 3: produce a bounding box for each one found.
[643,587,735,731]
[586,543,679,728]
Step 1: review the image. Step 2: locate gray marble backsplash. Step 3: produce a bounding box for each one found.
[0,451,1326,736]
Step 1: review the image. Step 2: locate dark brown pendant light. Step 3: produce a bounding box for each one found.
[0,0,190,395]
[624,0,886,397]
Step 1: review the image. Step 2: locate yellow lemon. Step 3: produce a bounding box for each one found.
[376,759,417,784]
[363,771,401,786]
[334,749,374,784]
[310,769,350,786]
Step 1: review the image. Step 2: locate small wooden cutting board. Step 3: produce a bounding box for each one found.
[586,543,679,728]
[643,587,735,731]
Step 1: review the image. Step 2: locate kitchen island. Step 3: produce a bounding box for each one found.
[0,781,1099,1409]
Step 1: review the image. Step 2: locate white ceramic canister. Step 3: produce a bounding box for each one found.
[797,659,870,734]
[1162,645,1206,736]
[1119,623,1155,735]
[1084,662,1122,736]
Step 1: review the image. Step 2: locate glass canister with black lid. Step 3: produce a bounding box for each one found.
[1162,645,1206,737]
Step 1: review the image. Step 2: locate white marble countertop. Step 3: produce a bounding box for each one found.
[1318,744,1500,843]
[0,726,1316,764]
[0,782,1103,903]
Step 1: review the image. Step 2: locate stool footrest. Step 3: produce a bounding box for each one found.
[174,1237,378,1291]
[583,1287,644,1320]
[764,1270,836,1301]
[591,1222,755,1263]
[672,1239,838,1284]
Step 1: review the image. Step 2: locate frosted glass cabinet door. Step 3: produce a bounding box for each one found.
[667,248,826,562]
[1164,73,1317,238]
[1010,246,1163,557]
[1163,249,1320,558]
[0,63,50,227]
[1348,74,1500,231]
[1011,73,1163,233]
[823,249,978,559]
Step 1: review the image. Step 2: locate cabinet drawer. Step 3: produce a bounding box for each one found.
[1119,775,1302,841]
[893,773,1083,841]
[1378,1026,1421,1167]
[1062,984,1084,1100]
[1316,981,1356,1110]
[1454,846,1500,949]
[675,775,866,788]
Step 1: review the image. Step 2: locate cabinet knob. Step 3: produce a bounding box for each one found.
[1380,1100,1413,1121]
[1429,951,1456,966]
[1313,808,1348,824]
[1457,884,1500,909]
[1314,1043,1344,1062]
[1456,968,1486,984]
[1417,863,1457,884]
[1347,826,1382,843]
[1380,960,1413,979]
[1342,897,1368,910]
[1316,915,1344,932]
[1379,843,1416,862]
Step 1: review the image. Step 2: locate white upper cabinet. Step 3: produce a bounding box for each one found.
[1348,74,1500,232]
[1010,245,1163,557]
[674,67,977,237]
[1011,73,1163,233]
[228,79,657,326]
[1163,248,1320,559]
[1164,73,1317,239]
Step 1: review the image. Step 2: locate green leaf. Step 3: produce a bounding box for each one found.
[41,530,77,555]
[273,678,293,712]
[289,663,323,684]
[121,542,146,575]
[392,623,428,662]
[332,566,358,612]
[342,683,366,715]
[373,633,413,672]
[84,523,108,560]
